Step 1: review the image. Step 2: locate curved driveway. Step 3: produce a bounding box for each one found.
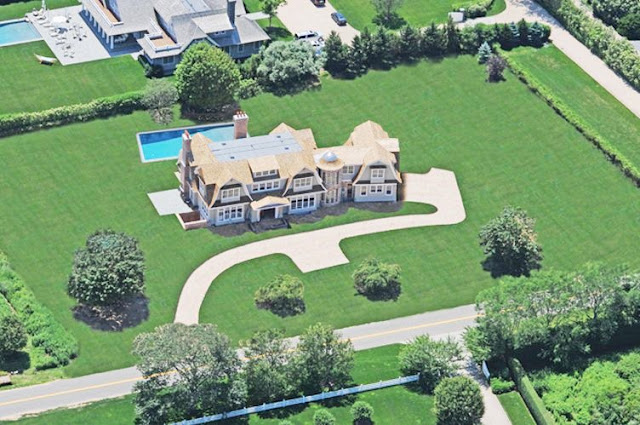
[174,168,466,324]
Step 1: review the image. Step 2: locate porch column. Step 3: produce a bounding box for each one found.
[109,35,113,49]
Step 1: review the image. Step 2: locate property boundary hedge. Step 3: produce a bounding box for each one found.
[503,52,640,187]
[534,0,640,91]
[508,358,557,425]
[0,253,78,370]
[0,91,144,138]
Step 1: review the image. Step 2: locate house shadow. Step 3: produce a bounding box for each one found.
[72,294,149,331]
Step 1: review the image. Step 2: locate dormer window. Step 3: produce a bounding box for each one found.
[371,168,385,182]
[254,170,277,178]
[293,176,313,191]
[221,187,241,201]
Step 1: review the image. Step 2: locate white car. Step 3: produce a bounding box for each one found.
[294,30,322,41]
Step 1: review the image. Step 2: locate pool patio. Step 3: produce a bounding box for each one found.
[27,5,139,65]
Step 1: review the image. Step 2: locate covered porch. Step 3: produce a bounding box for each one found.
[249,196,290,223]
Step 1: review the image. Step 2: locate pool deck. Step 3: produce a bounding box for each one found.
[27,6,139,65]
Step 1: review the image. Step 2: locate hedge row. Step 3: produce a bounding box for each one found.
[0,91,144,138]
[503,52,640,187]
[465,0,495,19]
[0,253,78,370]
[508,358,557,425]
[535,0,640,91]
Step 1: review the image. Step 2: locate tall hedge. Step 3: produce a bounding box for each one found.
[508,358,557,425]
[0,253,78,370]
[0,91,144,138]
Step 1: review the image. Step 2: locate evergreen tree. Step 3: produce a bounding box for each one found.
[370,27,395,69]
[323,31,349,76]
[445,18,461,54]
[477,41,492,64]
[397,25,421,62]
[496,24,515,49]
[346,35,369,78]
[529,22,545,47]
[509,22,520,48]
[421,23,446,57]
[517,19,530,46]
[360,27,374,68]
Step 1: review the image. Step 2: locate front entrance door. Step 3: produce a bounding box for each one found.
[261,207,276,220]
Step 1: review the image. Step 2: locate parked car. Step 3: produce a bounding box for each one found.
[295,30,322,41]
[311,0,326,6]
[331,12,347,26]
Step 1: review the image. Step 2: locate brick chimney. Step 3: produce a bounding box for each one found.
[180,130,192,197]
[227,0,236,25]
[233,111,248,139]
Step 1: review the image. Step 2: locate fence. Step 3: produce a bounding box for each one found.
[171,374,420,425]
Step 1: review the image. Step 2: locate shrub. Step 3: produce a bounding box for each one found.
[434,376,485,425]
[313,409,336,425]
[477,41,492,64]
[0,253,78,369]
[142,79,178,125]
[0,91,144,138]
[618,13,640,39]
[508,358,557,425]
[351,401,374,424]
[68,230,146,308]
[256,41,322,93]
[352,258,401,300]
[490,377,515,394]
[137,55,164,78]
[0,315,27,357]
[254,275,305,316]
[236,78,263,99]
[399,335,461,393]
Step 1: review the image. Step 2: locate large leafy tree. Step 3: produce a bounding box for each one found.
[0,315,27,358]
[479,206,542,276]
[254,274,305,317]
[292,323,354,393]
[371,0,405,27]
[175,42,241,111]
[67,230,145,307]
[399,335,462,393]
[256,41,322,93]
[242,329,293,404]
[132,323,246,425]
[434,376,485,425]
[592,0,640,26]
[352,257,401,300]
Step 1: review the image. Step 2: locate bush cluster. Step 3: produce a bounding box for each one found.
[137,55,164,78]
[535,0,640,91]
[465,0,496,19]
[508,358,557,425]
[489,377,515,394]
[352,257,401,300]
[503,53,640,187]
[0,253,78,370]
[591,0,640,38]
[0,91,144,138]
[254,274,305,317]
[323,21,550,79]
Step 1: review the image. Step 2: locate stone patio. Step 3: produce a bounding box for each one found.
[148,189,193,216]
[28,5,139,65]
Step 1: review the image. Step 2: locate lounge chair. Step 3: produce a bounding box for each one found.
[34,54,57,65]
[50,30,59,37]
[56,38,66,45]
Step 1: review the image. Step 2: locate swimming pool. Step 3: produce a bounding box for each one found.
[137,123,236,162]
[0,20,41,47]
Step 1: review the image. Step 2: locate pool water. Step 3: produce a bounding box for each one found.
[0,20,41,47]
[138,124,236,162]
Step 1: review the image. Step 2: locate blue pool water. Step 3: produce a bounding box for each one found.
[0,20,41,47]
[138,124,235,162]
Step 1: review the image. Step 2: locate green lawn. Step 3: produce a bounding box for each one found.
[0,0,78,21]
[1,52,640,378]
[0,41,146,115]
[506,46,640,172]
[498,392,536,425]
[3,346,436,425]
[242,0,292,41]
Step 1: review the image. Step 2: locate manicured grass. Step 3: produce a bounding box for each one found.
[498,392,536,425]
[330,0,483,30]
[4,346,436,425]
[0,0,78,21]
[1,52,640,377]
[486,0,507,16]
[0,41,146,115]
[506,46,640,172]
[243,0,292,41]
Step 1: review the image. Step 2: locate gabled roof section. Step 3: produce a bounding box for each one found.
[270,123,317,151]
[346,121,390,147]
[248,155,279,174]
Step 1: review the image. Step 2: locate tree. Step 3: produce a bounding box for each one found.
[477,41,492,64]
[371,0,405,28]
[369,27,396,69]
[314,409,336,425]
[292,323,354,393]
[517,19,529,46]
[67,230,145,308]
[399,335,462,393]
[528,22,545,47]
[132,323,246,424]
[242,329,293,404]
[0,315,27,358]
[346,35,369,78]
[352,257,401,300]
[256,41,322,93]
[479,206,542,276]
[592,0,640,26]
[175,42,241,112]
[421,23,446,57]
[351,401,374,424]
[444,18,461,53]
[397,25,421,62]
[260,0,286,29]
[142,79,178,125]
[434,376,485,425]
[254,274,305,316]
[486,55,507,82]
[323,31,349,76]
[496,23,515,49]
[618,13,640,39]
[508,22,520,48]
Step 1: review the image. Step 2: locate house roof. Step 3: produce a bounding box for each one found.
[250,196,290,210]
[248,155,279,173]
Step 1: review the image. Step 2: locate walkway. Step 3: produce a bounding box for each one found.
[465,0,640,119]
[276,0,359,42]
[174,168,466,325]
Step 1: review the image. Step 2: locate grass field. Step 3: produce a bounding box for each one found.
[0,0,78,21]
[1,52,639,377]
[4,345,436,425]
[498,392,536,425]
[507,46,640,172]
[242,0,292,41]
[0,42,146,115]
[330,0,506,31]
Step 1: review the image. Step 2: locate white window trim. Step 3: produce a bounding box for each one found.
[252,180,280,193]
[293,176,313,191]
[371,168,385,181]
[360,186,367,196]
[221,187,241,201]
[218,205,244,222]
[386,185,393,195]
[290,194,316,210]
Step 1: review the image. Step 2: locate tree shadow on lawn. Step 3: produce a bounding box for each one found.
[0,351,30,373]
[356,284,402,302]
[72,294,149,332]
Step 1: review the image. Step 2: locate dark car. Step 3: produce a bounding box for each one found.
[331,11,347,26]
[311,0,325,6]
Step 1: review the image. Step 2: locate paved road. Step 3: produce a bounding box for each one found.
[0,305,479,420]
[174,169,466,325]
[276,0,359,42]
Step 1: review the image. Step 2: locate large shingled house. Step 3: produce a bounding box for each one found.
[177,112,402,227]
[81,0,269,74]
